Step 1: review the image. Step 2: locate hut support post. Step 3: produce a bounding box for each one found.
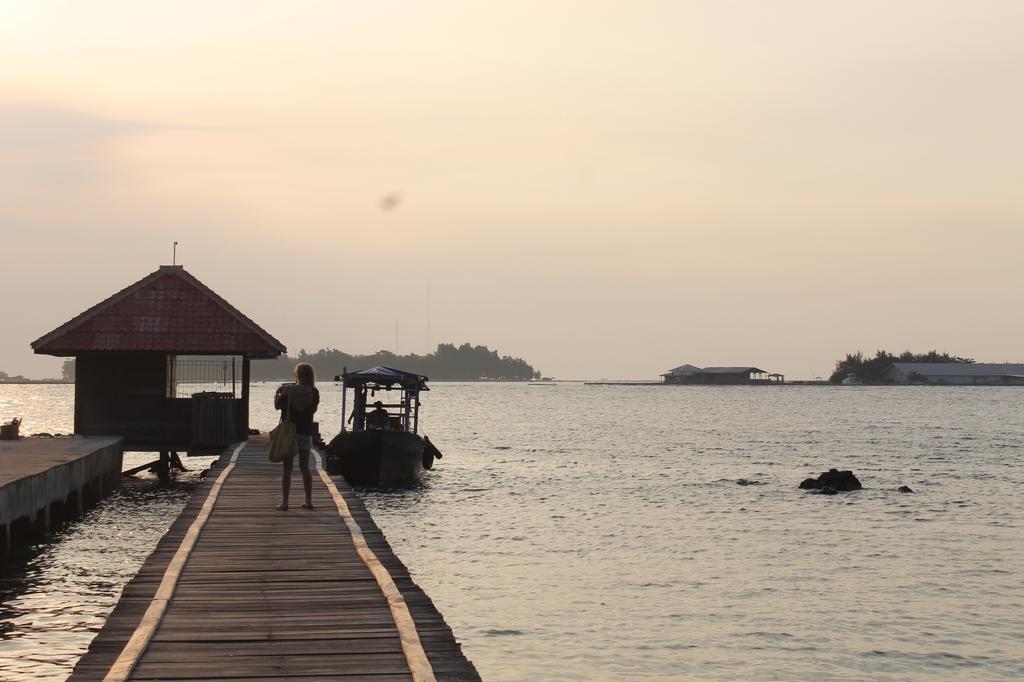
[240,354,251,439]
[157,451,170,477]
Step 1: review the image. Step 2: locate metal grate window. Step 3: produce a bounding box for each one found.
[168,356,242,398]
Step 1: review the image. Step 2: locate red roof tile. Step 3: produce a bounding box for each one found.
[32,266,286,358]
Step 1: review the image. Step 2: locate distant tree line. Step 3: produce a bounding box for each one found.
[54,343,539,383]
[253,342,540,382]
[0,368,71,384]
[830,350,974,384]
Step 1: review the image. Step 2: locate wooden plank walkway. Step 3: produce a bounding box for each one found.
[69,439,480,681]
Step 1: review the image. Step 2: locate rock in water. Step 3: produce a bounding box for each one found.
[897,485,914,493]
[820,469,862,490]
[799,468,862,492]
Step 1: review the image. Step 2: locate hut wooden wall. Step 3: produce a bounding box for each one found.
[74,352,176,447]
[73,352,255,451]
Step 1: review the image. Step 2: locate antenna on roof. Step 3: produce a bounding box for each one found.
[173,241,179,266]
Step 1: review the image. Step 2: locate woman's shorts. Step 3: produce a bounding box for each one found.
[296,434,313,450]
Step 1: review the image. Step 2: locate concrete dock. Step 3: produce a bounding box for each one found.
[0,436,124,552]
[69,439,479,681]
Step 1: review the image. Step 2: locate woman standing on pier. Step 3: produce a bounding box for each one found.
[274,363,319,510]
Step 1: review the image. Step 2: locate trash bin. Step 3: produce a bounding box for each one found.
[191,393,235,447]
[0,417,21,440]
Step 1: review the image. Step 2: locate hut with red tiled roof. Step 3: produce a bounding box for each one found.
[32,266,285,460]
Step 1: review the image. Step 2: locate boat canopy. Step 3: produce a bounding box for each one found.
[341,366,429,391]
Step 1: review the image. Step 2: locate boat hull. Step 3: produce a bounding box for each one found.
[327,430,425,486]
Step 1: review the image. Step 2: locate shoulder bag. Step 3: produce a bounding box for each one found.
[268,391,298,462]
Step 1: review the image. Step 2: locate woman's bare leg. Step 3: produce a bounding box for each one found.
[298,449,313,508]
[279,456,294,510]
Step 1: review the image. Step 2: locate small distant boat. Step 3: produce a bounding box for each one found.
[325,366,442,486]
[841,373,863,385]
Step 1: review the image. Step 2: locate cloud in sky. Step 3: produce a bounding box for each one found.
[0,103,139,190]
[0,102,162,145]
[0,101,219,198]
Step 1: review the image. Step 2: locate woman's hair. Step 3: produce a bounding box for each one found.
[294,363,316,387]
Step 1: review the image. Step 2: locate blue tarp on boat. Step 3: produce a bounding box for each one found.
[343,366,429,391]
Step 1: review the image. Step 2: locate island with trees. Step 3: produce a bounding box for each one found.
[829,350,974,384]
[39,339,540,382]
[54,342,539,384]
[0,369,71,384]
[252,343,540,382]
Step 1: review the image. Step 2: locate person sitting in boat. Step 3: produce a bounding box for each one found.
[366,400,390,430]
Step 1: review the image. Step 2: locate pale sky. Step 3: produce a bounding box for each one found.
[2,1,1022,380]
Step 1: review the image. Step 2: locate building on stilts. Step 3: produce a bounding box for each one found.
[31,265,285,475]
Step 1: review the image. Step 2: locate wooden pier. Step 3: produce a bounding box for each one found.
[1,436,123,553]
[69,439,479,681]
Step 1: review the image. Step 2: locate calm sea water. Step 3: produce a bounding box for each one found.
[1,382,1022,680]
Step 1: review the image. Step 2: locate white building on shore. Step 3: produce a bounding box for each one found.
[883,363,1024,385]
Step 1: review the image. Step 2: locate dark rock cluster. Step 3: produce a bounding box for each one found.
[799,468,862,494]
[797,470,919,496]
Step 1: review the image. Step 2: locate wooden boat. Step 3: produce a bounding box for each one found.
[325,366,442,486]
